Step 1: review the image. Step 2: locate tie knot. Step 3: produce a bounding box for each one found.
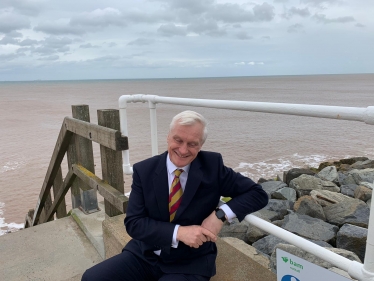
[174,169,183,178]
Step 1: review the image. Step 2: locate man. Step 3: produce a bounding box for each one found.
[82,110,268,281]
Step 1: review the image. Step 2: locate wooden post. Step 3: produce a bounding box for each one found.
[39,192,53,223]
[53,166,67,218]
[67,105,99,213]
[98,109,124,217]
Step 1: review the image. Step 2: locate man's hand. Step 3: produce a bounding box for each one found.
[177,225,217,248]
[201,210,224,236]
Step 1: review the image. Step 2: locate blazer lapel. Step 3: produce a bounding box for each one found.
[174,156,203,221]
[152,152,170,221]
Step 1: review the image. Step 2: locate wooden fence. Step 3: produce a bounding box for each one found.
[24,105,129,228]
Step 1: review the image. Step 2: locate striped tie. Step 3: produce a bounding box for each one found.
[169,169,184,222]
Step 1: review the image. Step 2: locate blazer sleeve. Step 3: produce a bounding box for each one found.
[124,165,175,250]
[217,154,268,221]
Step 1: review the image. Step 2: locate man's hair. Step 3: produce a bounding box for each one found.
[170,110,208,144]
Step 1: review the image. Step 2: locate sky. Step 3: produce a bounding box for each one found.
[0,0,373,81]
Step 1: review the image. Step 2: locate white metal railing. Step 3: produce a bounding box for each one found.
[118,94,374,280]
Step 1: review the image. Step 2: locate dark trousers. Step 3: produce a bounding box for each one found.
[81,250,210,281]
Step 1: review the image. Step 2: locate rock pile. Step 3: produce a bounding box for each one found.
[219,157,374,278]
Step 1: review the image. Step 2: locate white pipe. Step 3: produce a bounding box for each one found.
[148,101,158,156]
[362,190,374,280]
[119,95,374,124]
[245,214,365,280]
[118,99,133,175]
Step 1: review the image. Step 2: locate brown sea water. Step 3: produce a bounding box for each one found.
[1,74,374,234]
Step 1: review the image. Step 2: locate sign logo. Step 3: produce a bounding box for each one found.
[282,257,289,263]
[281,275,301,281]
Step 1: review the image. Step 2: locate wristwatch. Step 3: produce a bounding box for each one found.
[215,208,227,222]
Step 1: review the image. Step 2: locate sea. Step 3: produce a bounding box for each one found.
[1,73,374,235]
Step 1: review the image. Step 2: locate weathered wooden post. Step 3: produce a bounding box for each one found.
[98,109,125,217]
[67,105,99,213]
[52,167,68,218]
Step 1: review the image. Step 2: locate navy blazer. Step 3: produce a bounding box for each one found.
[124,151,268,277]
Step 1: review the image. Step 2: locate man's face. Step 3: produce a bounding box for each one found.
[167,122,204,167]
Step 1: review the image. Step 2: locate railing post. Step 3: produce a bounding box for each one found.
[39,192,53,223]
[67,105,99,214]
[148,101,158,156]
[119,101,133,174]
[52,166,67,218]
[98,109,125,217]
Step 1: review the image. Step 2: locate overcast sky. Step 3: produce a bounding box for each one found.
[0,0,373,81]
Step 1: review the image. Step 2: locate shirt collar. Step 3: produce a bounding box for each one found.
[166,153,190,175]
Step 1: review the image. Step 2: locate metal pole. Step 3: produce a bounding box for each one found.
[148,101,158,156]
[118,100,133,175]
[362,190,374,280]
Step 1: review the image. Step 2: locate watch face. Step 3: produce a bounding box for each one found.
[216,209,226,221]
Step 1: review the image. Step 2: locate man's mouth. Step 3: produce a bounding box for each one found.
[174,151,189,158]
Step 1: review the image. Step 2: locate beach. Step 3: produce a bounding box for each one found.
[1,73,374,235]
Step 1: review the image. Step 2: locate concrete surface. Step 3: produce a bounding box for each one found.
[71,202,105,259]
[102,214,277,281]
[0,215,103,281]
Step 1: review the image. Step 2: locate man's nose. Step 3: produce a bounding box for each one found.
[179,143,188,154]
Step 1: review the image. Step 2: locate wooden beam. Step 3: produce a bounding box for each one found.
[32,120,73,226]
[98,110,125,217]
[24,209,34,229]
[73,164,128,214]
[53,166,67,219]
[64,117,128,151]
[45,168,76,222]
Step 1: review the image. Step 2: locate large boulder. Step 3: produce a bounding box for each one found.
[285,168,315,185]
[245,214,270,244]
[323,199,370,228]
[340,184,359,198]
[350,159,374,170]
[219,219,248,241]
[310,190,353,207]
[272,187,297,202]
[252,235,289,256]
[290,174,340,197]
[317,166,339,185]
[281,213,338,244]
[262,199,294,220]
[354,185,372,202]
[294,196,326,221]
[260,181,288,198]
[348,168,374,185]
[336,224,367,262]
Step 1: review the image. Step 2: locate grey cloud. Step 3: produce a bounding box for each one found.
[288,23,304,33]
[313,14,355,24]
[301,0,339,5]
[236,31,253,40]
[108,42,117,47]
[209,2,275,23]
[79,43,99,48]
[32,37,72,56]
[127,38,155,46]
[70,8,126,28]
[0,12,30,33]
[158,23,187,37]
[34,20,84,35]
[7,31,23,38]
[282,7,310,19]
[19,39,39,46]
[38,55,59,61]
[0,0,43,16]
[0,52,25,61]
[155,0,214,14]
[355,23,365,28]
[0,35,19,45]
[187,19,219,34]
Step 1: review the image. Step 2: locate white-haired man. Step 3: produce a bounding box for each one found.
[82,110,268,281]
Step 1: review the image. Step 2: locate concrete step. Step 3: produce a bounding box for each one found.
[102,214,277,281]
[0,215,103,281]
